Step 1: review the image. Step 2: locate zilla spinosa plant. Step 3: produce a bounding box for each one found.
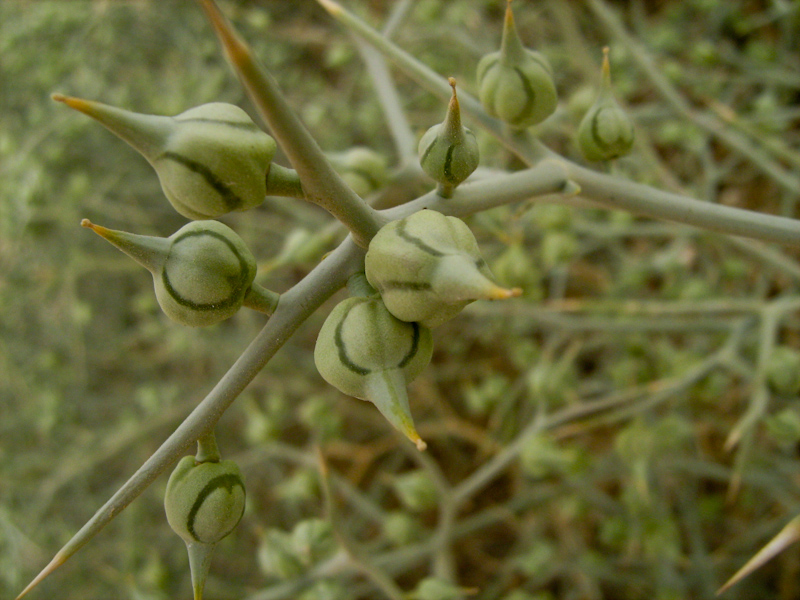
[15,1,800,599]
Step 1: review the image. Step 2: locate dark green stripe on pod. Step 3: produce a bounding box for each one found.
[80,218,260,327]
[418,79,479,190]
[165,456,246,545]
[161,228,253,311]
[315,296,433,401]
[334,298,372,377]
[476,2,557,129]
[51,96,275,220]
[186,473,246,543]
[160,151,244,212]
[365,210,517,328]
[155,220,258,327]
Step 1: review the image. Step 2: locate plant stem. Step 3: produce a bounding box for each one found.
[198,0,385,247]
[317,0,800,248]
[15,237,364,599]
[585,0,800,196]
[265,163,304,199]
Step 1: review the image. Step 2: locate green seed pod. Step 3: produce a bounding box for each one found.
[412,578,465,600]
[257,529,305,580]
[382,511,424,546]
[314,295,433,450]
[327,146,389,198]
[577,48,635,161]
[766,346,800,396]
[476,0,558,129]
[392,470,438,513]
[298,579,348,600]
[53,95,276,219]
[164,434,245,600]
[291,519,336,566]
[418,78,479,195]
[165,456,246,546]
[82,219,278,326]
[365,210,520,328]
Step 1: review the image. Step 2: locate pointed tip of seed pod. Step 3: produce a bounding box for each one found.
[500,0,525,64]
[54,94,171,160]
[432,255,513,303]
[51,93,97,116]
[186,541,216,600]
[82,220,169,274]
[80,218,113,239]
[601,47,611,86]
[505,0,515,22]
[488,286,523,300]
[363,370,425,452]
[442,78,463,138]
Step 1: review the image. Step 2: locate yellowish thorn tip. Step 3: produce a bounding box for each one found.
[15,553,66,599]
[489,286,522,300]
[413,436,427,452]
[199,0,252,66]
[81,219,112,238]
[51,94,95,115]
[316,0,342,15]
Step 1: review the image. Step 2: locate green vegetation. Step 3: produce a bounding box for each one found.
[3,1,800,599]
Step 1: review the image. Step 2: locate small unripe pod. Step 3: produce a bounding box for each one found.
[392,470,438,513]
[53,95,276,219]
[314,296,433,450]
[477,1,557,129]
[82,219,278,326]
[766,346,800,396]
[164,456,246,546]
[418,78,479,194]
[327,146,389,197]
[577,48,634,161]
[365,210,520,328]
[413,578,465,600]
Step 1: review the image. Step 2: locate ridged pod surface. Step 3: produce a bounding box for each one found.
[54,96,276,219]
[314,296,433,449]
[365,210,519,328]
[476,2,557,129]
[577,49,634,161]
[82,219,259,326]
[164,456,246,546]
[418,78,479,192]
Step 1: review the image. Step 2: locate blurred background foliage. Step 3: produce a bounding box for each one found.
[2,0,800,599]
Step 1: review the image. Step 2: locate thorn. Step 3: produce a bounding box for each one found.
[488,286,523,300]
[562,181,582,196]
[197,0,252,68]
[601,47,611,84]
[51,93,95,115]
[15,552,66,600]
[315,0,342,16]
[717,515,800,595]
